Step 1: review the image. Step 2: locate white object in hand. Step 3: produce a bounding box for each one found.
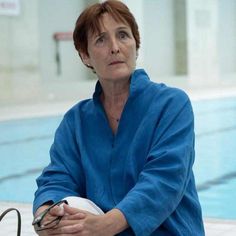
[62,196,104,215]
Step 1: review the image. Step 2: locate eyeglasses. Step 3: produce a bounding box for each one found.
[32,200,68,232]
[0,208,21,236]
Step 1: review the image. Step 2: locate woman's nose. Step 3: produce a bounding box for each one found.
[111,47,120,54]
[110,38,120,54]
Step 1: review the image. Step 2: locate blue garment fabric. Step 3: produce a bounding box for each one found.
[33,69,205,235]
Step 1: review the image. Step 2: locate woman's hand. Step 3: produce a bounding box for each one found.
[34,204,128,235]
[34,203,67,236]
[48,204,112,236]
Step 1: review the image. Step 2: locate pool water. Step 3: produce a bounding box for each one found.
[0,116,62,202]
[0,97,236,219]
[193,97,236,219]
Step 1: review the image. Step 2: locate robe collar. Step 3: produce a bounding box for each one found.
[93,69,151,102]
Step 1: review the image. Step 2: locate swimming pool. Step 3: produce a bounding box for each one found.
[0,96,236,219]
[193,96,236,220]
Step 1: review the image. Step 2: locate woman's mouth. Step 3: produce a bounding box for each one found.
[109,61,124,66]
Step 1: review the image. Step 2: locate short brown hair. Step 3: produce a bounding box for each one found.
[73,0,140,56]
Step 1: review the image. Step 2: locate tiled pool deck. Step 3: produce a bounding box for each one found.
[1,86,236,235]
[1,201,236,236]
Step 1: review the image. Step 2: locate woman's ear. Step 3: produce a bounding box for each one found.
[79,51,90,67]
[79,51,95,72]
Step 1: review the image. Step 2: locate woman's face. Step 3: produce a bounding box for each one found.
[81,13,137,82]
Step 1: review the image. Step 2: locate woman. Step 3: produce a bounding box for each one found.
[33,1,205,235]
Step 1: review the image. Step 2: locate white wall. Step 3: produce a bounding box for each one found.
[218,0,236,76]
[38,0,87,82]
[0,0,40,103]
[142,0,175,78]
[124,0,176,79]
[186,0,220,86]
[0,0,39,74]
[1,0,236,104]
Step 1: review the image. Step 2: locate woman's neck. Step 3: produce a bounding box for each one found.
[100,79,130,133]
[100,79,130,108]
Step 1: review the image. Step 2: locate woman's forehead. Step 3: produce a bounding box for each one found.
[88,13,130,36]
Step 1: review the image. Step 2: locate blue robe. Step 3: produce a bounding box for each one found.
[33,69,205,235]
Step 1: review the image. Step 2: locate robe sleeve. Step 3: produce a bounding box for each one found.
[33,111,85,214]
[115,91,195,235]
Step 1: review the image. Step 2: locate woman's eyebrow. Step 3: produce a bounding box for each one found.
[93,26,130,38]
[117,26,129,30]
[94,31,106,39]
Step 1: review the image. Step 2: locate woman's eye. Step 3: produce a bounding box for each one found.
[119,31,129,39]
[95,36,105,45]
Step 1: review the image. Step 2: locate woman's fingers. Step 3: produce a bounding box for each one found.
[63,204,87,217]
[48,221,84,235]
[49,205,65,216]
